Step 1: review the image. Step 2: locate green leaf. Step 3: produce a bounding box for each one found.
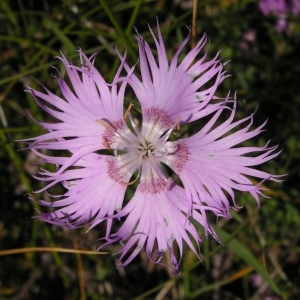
[213,226,281,295]
[47,20,76,53]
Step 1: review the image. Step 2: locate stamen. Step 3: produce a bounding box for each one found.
[176,117,180,130]
[154,125,176,150]
[147,151,168,182]
[96,119,115,132]
[128,113,147,148]
[102,137,111,150]
[121,157,142,186]
[166,178,172,190]
[124,103,134,120]
[121,175,140,186]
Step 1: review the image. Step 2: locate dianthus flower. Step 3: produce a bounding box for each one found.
[23,22,281,273]
[259,0,300,31]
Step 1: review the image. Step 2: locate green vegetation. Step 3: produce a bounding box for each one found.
[1,0,299,298]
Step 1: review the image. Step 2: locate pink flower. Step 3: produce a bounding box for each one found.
[259,0,288,16]
[259,0,300,31]
[23,22,281,273]
[291,0,300,15]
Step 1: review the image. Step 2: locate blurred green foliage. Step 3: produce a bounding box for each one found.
[1,0,300,299]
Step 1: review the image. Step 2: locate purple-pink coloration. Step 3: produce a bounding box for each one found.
[291,0,300,15]
[23,22,281,273]
[259,0,288,16]
[259,0,300,31]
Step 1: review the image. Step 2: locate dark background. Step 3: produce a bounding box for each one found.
[0,0,299,299]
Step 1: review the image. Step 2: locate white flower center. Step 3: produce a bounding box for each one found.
[97,107,188,194]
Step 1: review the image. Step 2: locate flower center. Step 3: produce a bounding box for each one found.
[97,107,184,194]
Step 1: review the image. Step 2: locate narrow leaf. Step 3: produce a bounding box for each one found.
[214,226,281,295]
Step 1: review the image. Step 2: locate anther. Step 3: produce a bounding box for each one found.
[102,137,111,150]
[96,119,115,132]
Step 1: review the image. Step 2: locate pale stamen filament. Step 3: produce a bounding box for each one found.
[154,125,176,150]
[147,150,170,183]
[176,117,180,130]
[166,177,172,190]
[121,155,143,186]
[128,113,148,148]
